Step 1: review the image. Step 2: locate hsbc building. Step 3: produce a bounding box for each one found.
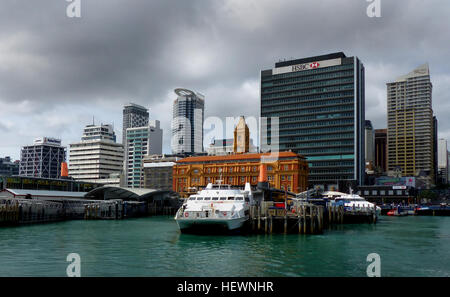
[260,52,365,191]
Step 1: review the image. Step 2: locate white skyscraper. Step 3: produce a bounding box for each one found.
[69,124,124,183]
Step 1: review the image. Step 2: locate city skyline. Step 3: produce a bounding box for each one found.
[1,1,450,160]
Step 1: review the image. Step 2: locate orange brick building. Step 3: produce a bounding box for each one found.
[173,151,309,197]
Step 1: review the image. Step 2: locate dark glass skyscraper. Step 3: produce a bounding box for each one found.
[171,88,205,154]
[260,52,365,190]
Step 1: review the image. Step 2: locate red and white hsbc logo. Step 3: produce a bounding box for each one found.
[273,58,342,75]
[291,62,320,72]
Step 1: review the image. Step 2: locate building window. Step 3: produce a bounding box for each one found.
[288,175,292,181]
[229,168,233,173]
[252,166,257,172]
[388,191,394,195]
[284,165,289,171]
[240,177,245,183]
[241,166,245,172]
[364,191,369,195]
[372,190,378,196]
[252,176,257,182]
[268,175,273,181]
[380,190,386,195]
[267,166,273,171]
[281,176,285,181]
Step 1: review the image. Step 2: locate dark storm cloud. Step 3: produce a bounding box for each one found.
[0,0,450,159]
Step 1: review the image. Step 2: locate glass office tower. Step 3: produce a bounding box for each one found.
[260,52,365,190]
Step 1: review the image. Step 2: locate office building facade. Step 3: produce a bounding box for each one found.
[122,103,149,145]
[437,139,448,184]
[365,120,375,166]
[260,52,365,190]
[0,157,19,176]
[142,155,181,191]
[19,137,66,179]
[125,120,163,188]
[375,129,388,173]
[69,124,124,183]
[171,88,205,154]
[387,64,434,187]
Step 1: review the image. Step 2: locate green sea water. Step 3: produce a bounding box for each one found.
[0,216,449,277]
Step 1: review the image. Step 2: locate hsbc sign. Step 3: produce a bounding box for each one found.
[273,58,342,75]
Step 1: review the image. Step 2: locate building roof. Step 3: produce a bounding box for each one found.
[1,189,87,198]
[177,151,303,164]
[394,64,429,82]
[85,186,175,201]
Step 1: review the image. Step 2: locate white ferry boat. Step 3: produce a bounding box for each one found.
[334,193,382,217]
[174,182,254,233]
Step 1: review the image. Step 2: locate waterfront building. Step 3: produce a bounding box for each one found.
[438,139,448,184]
[0,174,101,192]
[19,137,66,179]
[365,120,375,166]
[171,88,205,154]
[173,151,309,197]
[69,124,124,183]
[387,64,435,188]
[142,155,181,191]
[0,157,19,176]
[122,103,149,145]
[260,52,365,191]
[375,129,388,173]
[126,120,163,188]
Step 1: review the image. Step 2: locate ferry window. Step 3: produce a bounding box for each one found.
[228,197,235,200]
[204,197,211,201]
[220,197,226,201]
[212,197,219,201]
[189,197,196,200]
[236,197,244,201]
[197,197,203,200]
[245,198,250,202]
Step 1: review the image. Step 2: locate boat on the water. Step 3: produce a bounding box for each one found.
[333,193,382,217]
[174,182,254,233]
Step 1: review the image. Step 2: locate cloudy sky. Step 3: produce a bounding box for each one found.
[0,0,449,160]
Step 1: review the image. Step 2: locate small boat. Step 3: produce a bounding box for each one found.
[174,182,254,233]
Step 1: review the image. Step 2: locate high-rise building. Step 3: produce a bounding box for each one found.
[69,124,124,183]
[375,129,388,173]
[387,64,435,187]
[171,88,205,155]
[437,139,448,184]
[19,137,66,179]
[122,103,149,145]
[260,52,365,190]
[365,120,375,165]
[125,120,163,188]
[0,157,19,176]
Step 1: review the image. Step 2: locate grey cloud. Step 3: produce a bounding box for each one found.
[0,0,449,159]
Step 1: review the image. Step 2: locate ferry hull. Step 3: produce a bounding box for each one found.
[176,217,248,233]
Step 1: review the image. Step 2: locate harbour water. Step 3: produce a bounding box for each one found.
[0,216,449,277]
